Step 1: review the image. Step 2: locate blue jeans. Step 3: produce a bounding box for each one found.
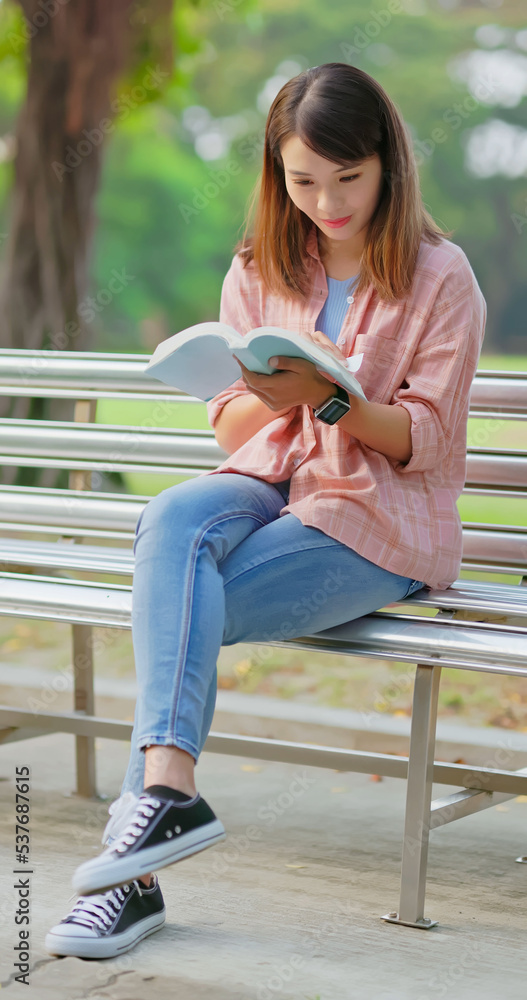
[120,473,422,797]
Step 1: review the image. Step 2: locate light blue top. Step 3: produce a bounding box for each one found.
[315,274,360,344]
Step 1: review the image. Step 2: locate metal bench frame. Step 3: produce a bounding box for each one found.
[0,349,526,930]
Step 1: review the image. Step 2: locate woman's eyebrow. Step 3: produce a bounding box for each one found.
[288,163,364,176]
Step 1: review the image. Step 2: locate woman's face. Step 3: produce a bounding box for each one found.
[281,135,384,251]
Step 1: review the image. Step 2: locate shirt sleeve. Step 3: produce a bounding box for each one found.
[206,254,262,429]
[391,258,487,473]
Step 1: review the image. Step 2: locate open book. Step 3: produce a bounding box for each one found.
[145,322,366,403]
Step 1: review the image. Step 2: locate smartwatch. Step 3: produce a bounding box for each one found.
[313,383,351,425]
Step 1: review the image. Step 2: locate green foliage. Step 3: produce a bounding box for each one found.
[0,0,525,352]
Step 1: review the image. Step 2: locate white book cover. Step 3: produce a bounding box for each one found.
[145,322,366,402]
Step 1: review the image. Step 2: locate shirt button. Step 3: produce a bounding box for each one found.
[346,295,355,304]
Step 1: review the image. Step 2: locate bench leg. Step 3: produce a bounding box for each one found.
[72,623,97,798]
[382,663,441,929]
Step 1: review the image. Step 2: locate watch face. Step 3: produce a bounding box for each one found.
[316,398,349,424]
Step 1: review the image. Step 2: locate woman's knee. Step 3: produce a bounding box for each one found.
[133,482,198,555]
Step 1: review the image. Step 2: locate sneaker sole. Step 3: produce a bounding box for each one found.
[73,819,226,895]
[44,908,166,959]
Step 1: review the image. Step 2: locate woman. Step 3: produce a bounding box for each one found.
[45,62,486,959]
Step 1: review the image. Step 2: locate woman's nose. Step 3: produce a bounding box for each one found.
[317,190,345,216]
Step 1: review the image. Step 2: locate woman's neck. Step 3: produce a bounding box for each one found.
[318,231,363,280]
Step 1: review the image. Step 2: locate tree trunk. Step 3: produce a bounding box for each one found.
[0,0,173,483]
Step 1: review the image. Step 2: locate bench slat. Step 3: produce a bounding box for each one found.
[1,350,525,411]
[0,487,526,573]
[469,373,527,413]
[465,450,527,490]
[1,541,527,619]
[0,486,144,532]
[0,573,525,675]
[1,422,526,492]
[0,419,225,468]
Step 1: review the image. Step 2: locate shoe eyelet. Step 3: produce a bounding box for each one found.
[165,830,173,838]
[175,825,181,834]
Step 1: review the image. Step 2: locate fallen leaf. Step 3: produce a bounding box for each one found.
[241,764,261,772]
[217,676,236,690]
[515,795,527,803]
[370,774,383,782]
[285,864,307,869]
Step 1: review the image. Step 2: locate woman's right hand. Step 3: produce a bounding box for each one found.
[304,329,348,364]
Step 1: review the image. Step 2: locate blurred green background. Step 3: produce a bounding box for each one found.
[0,0,526,356]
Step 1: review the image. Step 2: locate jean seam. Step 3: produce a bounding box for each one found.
[166,509,274,744]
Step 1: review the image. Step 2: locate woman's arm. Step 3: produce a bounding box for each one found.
[229,352,413,464]
[214,394,294,455]
[334,395,413,464]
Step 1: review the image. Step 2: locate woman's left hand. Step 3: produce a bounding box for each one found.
[233,355,338,412]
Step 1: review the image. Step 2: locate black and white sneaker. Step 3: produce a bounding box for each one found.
[45,876,165,959]
[73,785,226,895]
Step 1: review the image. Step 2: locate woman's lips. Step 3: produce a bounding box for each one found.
[322,215,352,228]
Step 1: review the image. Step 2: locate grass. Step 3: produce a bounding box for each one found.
[477,354,526,371]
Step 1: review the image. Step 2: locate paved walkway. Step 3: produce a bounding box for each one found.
[1,732,526,999]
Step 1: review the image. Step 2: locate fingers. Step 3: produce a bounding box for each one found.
[309,330,347,361]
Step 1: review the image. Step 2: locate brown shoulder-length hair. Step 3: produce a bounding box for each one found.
[236,63,452,302]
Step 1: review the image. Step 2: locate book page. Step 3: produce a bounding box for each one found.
[145,330,243,399]
[238,328,367,400]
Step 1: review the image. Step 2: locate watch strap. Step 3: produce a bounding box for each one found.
[313,383,351,424]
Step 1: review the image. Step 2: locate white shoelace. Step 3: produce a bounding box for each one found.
[67,883,143,932]
[101,791,141,846]
[109,796,161,855]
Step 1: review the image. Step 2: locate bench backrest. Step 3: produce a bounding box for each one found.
[0,350,525,579]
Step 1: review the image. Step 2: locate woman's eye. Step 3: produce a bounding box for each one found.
[293,174,360,186]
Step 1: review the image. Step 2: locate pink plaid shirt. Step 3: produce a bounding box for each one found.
[205,229,486,589]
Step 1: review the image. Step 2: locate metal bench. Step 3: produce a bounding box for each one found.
[0,348,526,930]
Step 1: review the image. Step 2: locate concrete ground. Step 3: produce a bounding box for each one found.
[0,732,526,1000]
